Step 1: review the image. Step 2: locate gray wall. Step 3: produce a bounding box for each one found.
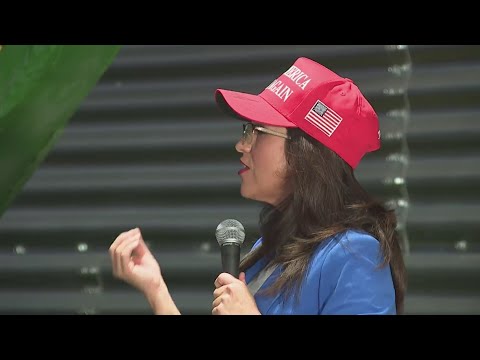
[0,45,479,314]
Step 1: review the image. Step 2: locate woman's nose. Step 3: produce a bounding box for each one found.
[235,138,251,153]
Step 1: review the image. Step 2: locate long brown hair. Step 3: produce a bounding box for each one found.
[239,128,407,314]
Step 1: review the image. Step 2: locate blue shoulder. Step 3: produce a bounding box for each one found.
[309,230,396,314]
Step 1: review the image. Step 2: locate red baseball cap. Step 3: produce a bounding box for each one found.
[215,57,380,169]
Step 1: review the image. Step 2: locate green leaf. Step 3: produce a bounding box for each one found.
[0,45,121,217]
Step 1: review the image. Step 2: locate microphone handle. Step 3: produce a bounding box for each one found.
[221,243,241,278]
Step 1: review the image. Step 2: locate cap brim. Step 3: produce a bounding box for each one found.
[215,89,297,128]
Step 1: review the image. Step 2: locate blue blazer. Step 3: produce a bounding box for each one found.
[245,230,397,315]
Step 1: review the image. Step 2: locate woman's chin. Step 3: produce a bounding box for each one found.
[240,186,255,201]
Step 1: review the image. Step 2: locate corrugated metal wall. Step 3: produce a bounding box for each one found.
[0,45,478,314]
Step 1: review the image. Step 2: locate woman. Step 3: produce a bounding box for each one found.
[109,57,407,315]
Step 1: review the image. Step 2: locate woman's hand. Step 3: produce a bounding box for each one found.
[110,227,163,296]
[212,272,261,315]
[109,228,180,315]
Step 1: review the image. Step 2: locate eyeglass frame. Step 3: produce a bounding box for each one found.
[241,122,291,144]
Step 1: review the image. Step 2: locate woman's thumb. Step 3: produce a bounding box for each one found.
[239,272,247,284]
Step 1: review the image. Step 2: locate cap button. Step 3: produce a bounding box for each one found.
[341,78,353,96]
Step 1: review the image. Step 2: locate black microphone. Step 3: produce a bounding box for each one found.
[215,219,245,278]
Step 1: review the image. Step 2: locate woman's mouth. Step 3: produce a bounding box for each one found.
[238,162,250,175]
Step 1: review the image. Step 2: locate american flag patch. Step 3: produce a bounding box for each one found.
[305,100,343,137]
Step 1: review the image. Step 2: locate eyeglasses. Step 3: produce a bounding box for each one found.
[241,122,291,145]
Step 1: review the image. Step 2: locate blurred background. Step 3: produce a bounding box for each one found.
[0,45,478,314]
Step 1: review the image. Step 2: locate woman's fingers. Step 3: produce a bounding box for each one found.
[110,228,142,277]
[118,237,140,275]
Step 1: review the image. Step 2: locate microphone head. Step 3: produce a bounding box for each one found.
[215,219,245,246]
